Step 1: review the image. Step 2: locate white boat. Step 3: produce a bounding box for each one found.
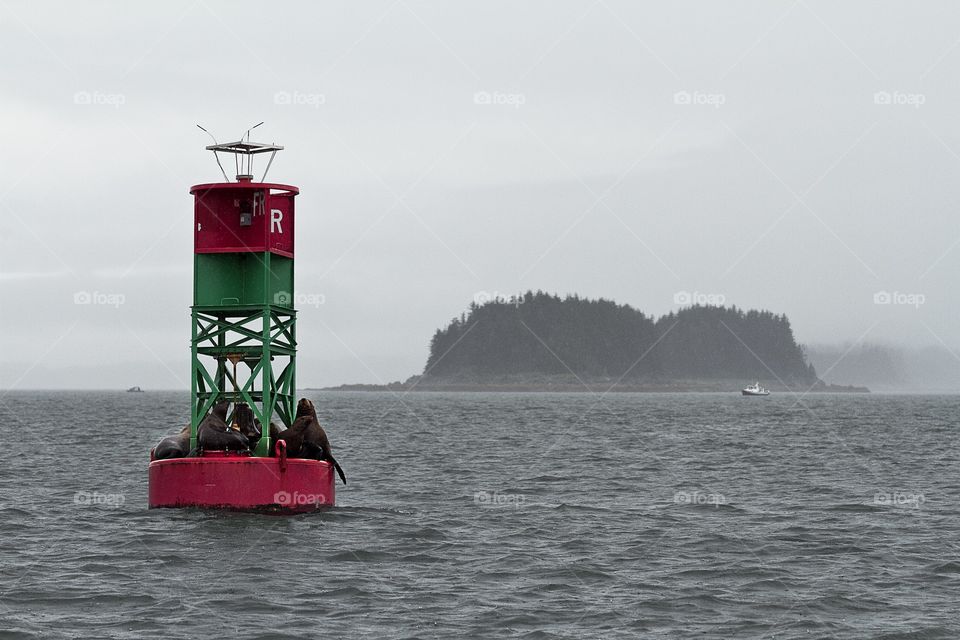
[741,382,769,396]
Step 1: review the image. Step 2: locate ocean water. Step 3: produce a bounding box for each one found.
[1,390,959,639]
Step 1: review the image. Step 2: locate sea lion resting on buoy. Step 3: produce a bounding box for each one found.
[277,398,346,484]
[266,421,285,453]
[269,422,285,440]
[298,398,346,484]
[153,424,190,460]
[234,403,261,447]
[270,402,314,454]
[198,400,249,452]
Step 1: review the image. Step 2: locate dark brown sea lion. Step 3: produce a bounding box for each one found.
[294,397,317,421]
[234,403,261,446]
[153,424,190,460]
[198,400,249,452]
[266,422,286,456]
[275,416,307,456]
[296,397,320,421]
[274,398,316,455]
[285,398,346,484]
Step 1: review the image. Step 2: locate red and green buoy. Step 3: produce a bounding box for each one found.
[148,135,335,511]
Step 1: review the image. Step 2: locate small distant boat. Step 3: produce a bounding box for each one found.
[127,386,144,393]
[741,382,769,396]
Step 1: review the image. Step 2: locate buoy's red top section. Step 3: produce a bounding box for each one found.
[191,182,299,258]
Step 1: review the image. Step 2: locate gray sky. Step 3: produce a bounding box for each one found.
[2,0,959,389]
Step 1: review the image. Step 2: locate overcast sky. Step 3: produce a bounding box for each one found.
[2,0,960,389]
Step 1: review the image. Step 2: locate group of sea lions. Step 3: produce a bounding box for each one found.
[152,398,346,484]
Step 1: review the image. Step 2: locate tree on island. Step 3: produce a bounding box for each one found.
[424,292,817,384]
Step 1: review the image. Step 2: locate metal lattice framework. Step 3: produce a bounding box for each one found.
[190,305,296,456]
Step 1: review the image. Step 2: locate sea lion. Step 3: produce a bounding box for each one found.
[266,422,286,456]
[269,422,285,440]
[198,400,250,452]
[274,398,315,455]
[285,398,346,484]
[153,424,190,460]
[275,416,306,457]
[234,403,261,446]
[296,397,320,421]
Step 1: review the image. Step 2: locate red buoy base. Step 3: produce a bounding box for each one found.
[148,452,335,513]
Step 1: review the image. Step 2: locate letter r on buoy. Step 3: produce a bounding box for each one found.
[271,209,283,234]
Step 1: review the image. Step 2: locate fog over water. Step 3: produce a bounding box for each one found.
[2,2,960,390]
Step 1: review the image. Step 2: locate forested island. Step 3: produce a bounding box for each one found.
[327,292,868,392]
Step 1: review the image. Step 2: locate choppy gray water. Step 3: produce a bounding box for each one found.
[1,391,959,639]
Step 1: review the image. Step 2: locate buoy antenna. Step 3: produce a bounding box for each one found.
[197,124,230,182]
[242,121,265,143]
[260,141,278,183]
[202,124,283,182]
[238,122,265,176]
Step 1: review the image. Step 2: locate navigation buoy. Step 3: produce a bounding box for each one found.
[148,130,336,512]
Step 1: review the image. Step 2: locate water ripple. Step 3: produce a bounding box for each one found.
[1,391,958,638]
